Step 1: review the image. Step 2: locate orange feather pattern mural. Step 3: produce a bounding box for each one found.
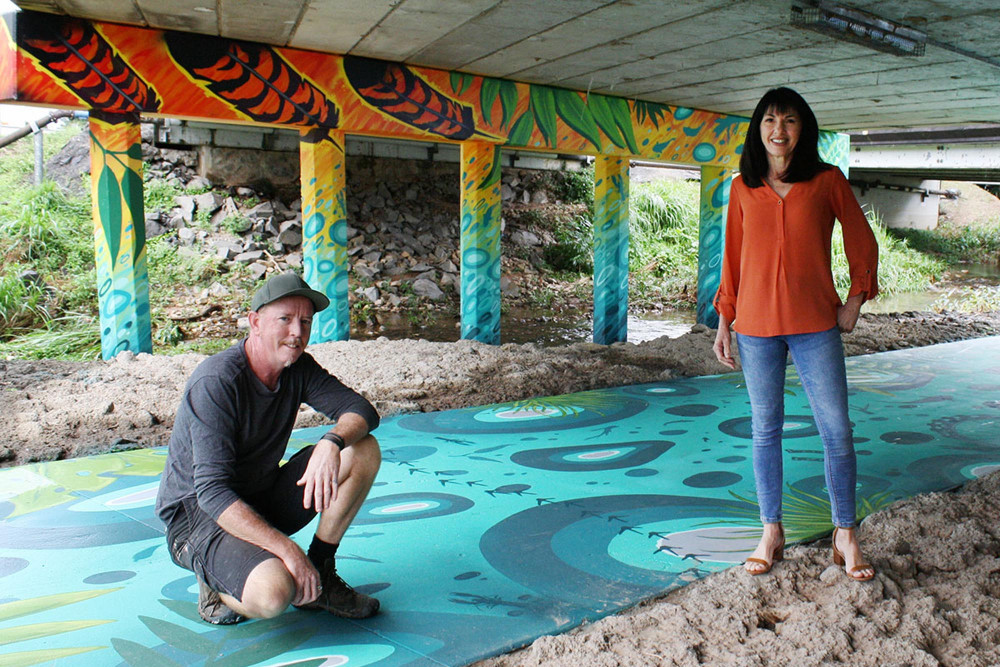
[0,8,750,166]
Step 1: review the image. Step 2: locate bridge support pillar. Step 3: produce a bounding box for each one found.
[300,128,349,343]
[696,165,732,328]
[593,156,630,345]
[459,141,502,344]
[89,111,152,359]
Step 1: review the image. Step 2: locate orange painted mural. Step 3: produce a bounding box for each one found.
[1,9,750,166]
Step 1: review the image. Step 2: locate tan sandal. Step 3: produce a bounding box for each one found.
[745,523,784,576]
[832,527,875,581]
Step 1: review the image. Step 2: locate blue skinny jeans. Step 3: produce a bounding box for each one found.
[736,326,857,528]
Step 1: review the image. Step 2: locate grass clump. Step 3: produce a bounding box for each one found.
[833,212,945,298]
[628,178,701,308]
[886,225,1000,265]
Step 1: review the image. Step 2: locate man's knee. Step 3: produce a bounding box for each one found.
[352,434,381,476]
[239,559,295,619]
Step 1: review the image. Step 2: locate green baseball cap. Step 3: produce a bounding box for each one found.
[250,272,330,313]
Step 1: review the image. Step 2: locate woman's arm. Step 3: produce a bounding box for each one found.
[713,314,737,369]
[830,169,879,303]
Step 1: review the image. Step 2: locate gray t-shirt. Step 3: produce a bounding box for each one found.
[155,340,379,526]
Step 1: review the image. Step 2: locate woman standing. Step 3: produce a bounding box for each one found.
[712,87,878,581]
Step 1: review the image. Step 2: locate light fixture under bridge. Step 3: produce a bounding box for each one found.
[791,2,926,56]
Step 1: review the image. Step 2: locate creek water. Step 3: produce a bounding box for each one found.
[352,263,1000,345]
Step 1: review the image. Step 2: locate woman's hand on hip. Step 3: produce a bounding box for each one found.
[837,294,865,333]
[713,317,737,369]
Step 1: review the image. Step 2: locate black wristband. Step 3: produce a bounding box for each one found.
[322,431,346,450]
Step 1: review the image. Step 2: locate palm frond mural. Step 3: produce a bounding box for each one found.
[708,483,896,543]
[505,390,619,418]
[0,589,117,666]
[111,599,317,666]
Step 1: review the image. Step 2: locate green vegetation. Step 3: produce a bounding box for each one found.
[627,178,701,309]
[886,225,1000,265]
[1,119,997,361]
[833,213,946,298]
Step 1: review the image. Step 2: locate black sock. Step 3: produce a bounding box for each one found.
[308,535,339,569]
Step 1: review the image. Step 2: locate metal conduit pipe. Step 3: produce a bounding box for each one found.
[0,109,81,149]
[849,177,960,202]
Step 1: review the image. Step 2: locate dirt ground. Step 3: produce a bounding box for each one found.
[2,310,999,468]
[2,311,1000,666]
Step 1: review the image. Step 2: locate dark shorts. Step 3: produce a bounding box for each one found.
[165,446,317,600]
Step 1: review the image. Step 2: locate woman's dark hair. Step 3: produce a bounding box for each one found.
[738,87,830,188]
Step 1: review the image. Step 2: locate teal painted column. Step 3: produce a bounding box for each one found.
[696,165,732,328]
[593,156,629,345]
[300,128,349,342]
[459,141,502,344]
[89,111,152,358]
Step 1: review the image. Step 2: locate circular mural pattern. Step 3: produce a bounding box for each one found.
[398,395,647,434]
[511,441,673,472]
[355,493,474,525]
[718,416,819,440]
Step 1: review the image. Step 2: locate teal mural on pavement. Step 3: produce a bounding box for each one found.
[4,338,998,666]
[593,156,630,345]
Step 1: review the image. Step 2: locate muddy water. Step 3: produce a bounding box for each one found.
[353,263,1000,345]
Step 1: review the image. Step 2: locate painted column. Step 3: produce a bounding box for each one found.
[88,111,152,359]
[300,128,349,343]
[696,165,732,328]
[592,156,629,345]
[459,141,502,345]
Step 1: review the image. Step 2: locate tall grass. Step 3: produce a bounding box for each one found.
[628,179,701,307]
[833,211,945,298]
[886,225,1000,265]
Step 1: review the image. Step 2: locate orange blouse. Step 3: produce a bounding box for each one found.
[713,166,879,337]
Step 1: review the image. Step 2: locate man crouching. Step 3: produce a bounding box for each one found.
[155,272,381,624]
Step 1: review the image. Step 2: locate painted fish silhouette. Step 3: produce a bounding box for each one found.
[485,484,532,497]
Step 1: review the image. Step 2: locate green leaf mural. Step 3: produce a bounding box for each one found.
[480,77,500,125]
[111,638,183,667]
[553,89,602,150]
[139,616,216,656]
[633,100,668,129]
[529,85,557,147]
[4,449,164,518]
[122,165,145,258]
[609,96,639,154]
[499,80,518,129]
[507,110,534,146]
[588,94,626,149]
[449,71,474,95]
[0,589,120,622]
[1,646,105,667]
[478,147,503,190]
[209,628,315,667]
[0,620,112,646]
[96,162,123,270]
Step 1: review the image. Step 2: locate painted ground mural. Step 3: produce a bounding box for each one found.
[2,337,999,666]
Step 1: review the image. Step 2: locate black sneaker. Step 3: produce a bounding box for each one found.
[198,576,245,625]
[296,559,380,619]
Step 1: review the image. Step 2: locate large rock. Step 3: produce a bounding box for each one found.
[175,196,196,222]
[412,278,444,301]
[44,129,90,195]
